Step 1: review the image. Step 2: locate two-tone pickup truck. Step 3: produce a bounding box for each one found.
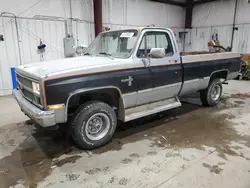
[13,27,241,149]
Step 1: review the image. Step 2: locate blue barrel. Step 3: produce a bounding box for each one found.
[11,67,17,89]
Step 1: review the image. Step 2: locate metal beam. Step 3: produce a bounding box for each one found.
[185,0,193,28]
[93,0,103,36]
[150,0,186,7]
[193,0,217,6]
[230,0,238,50]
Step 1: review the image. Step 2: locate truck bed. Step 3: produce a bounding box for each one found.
[179,51,241,96]
[183,51,218,55]
[182,52,240,64]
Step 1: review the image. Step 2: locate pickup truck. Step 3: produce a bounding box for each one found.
[13,27,241,149]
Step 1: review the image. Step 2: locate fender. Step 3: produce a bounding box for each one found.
[65,86,124,122]
[200,69,229,89]
[209,69,229,80]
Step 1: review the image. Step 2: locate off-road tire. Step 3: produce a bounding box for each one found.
[200,79,222,107]
[71,101,117,149]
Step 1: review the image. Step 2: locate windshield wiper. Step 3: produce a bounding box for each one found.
[99,52,114,60]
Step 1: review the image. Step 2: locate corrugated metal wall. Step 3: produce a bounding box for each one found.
[186,0,250,53]
[186,24,250,53]
[0,16,94,95]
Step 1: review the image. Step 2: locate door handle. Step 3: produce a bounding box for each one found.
[142,58,150,67]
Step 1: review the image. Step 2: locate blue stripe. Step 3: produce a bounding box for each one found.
[11,67,17,89]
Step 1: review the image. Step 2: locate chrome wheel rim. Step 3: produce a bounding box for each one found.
[211,84,221,101]
[85,113,110,141]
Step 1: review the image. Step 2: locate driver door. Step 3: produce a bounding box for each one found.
[133,29,182,106]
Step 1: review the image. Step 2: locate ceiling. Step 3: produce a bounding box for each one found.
[150,0,218,7]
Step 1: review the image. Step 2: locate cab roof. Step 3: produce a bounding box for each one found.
[101,27,171,34]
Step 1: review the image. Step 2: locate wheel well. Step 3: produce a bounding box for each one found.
[67,88,121,115]
[210,70,228,83]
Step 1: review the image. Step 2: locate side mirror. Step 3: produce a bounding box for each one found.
[82,46,88,53]
[75,45,88,55]
[149,48,165,58]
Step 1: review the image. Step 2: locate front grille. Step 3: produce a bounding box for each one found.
[16,73,42,107]
[16,74,32,88]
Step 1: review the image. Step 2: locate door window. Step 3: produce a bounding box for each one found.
[137,31,174,58]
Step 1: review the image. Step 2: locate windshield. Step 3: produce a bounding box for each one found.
[85,30,139,58]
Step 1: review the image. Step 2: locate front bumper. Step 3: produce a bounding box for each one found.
[13,89,64,127]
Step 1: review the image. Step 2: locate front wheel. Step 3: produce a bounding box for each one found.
[71,101,117,149]
[200,79,222,107]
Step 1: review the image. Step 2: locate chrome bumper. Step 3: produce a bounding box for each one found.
[13,89,64,127]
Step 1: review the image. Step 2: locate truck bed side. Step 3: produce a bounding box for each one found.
[179,52,241,95]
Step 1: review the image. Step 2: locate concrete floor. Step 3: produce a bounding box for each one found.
[1,80,250,188]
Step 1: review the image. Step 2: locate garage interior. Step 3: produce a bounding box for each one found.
[1,0,250,187]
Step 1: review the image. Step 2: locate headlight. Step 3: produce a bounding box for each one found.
[32,82,40,95]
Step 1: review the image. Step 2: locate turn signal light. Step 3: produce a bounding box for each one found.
[48,104,65,110]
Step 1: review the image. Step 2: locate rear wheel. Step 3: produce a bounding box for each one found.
[200,79,222,107]
[71,101,117,149]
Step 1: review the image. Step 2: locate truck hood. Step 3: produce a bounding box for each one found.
[16,56,126,80]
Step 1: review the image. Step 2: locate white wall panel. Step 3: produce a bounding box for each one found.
[103,0,126,25]
[185,27,211,52]
[102,0,185,27]
[189,0,250,54]
[211,26,232,49]
[193,0,250,27]
[0,17,67,95]
[0,17,19,95]
[126,0,185,27]
[73,21,95,47]
[233,24,250,53]
[20,19,66,63]
[0,16,95,95]
[0,0,93,22]
[246,26,250,53]
[236,0,250,24]
[186,26,233,52]
[170,27,186,52]
[192,0,235,27]
[186,24,250,54]
[70,0,94,22]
